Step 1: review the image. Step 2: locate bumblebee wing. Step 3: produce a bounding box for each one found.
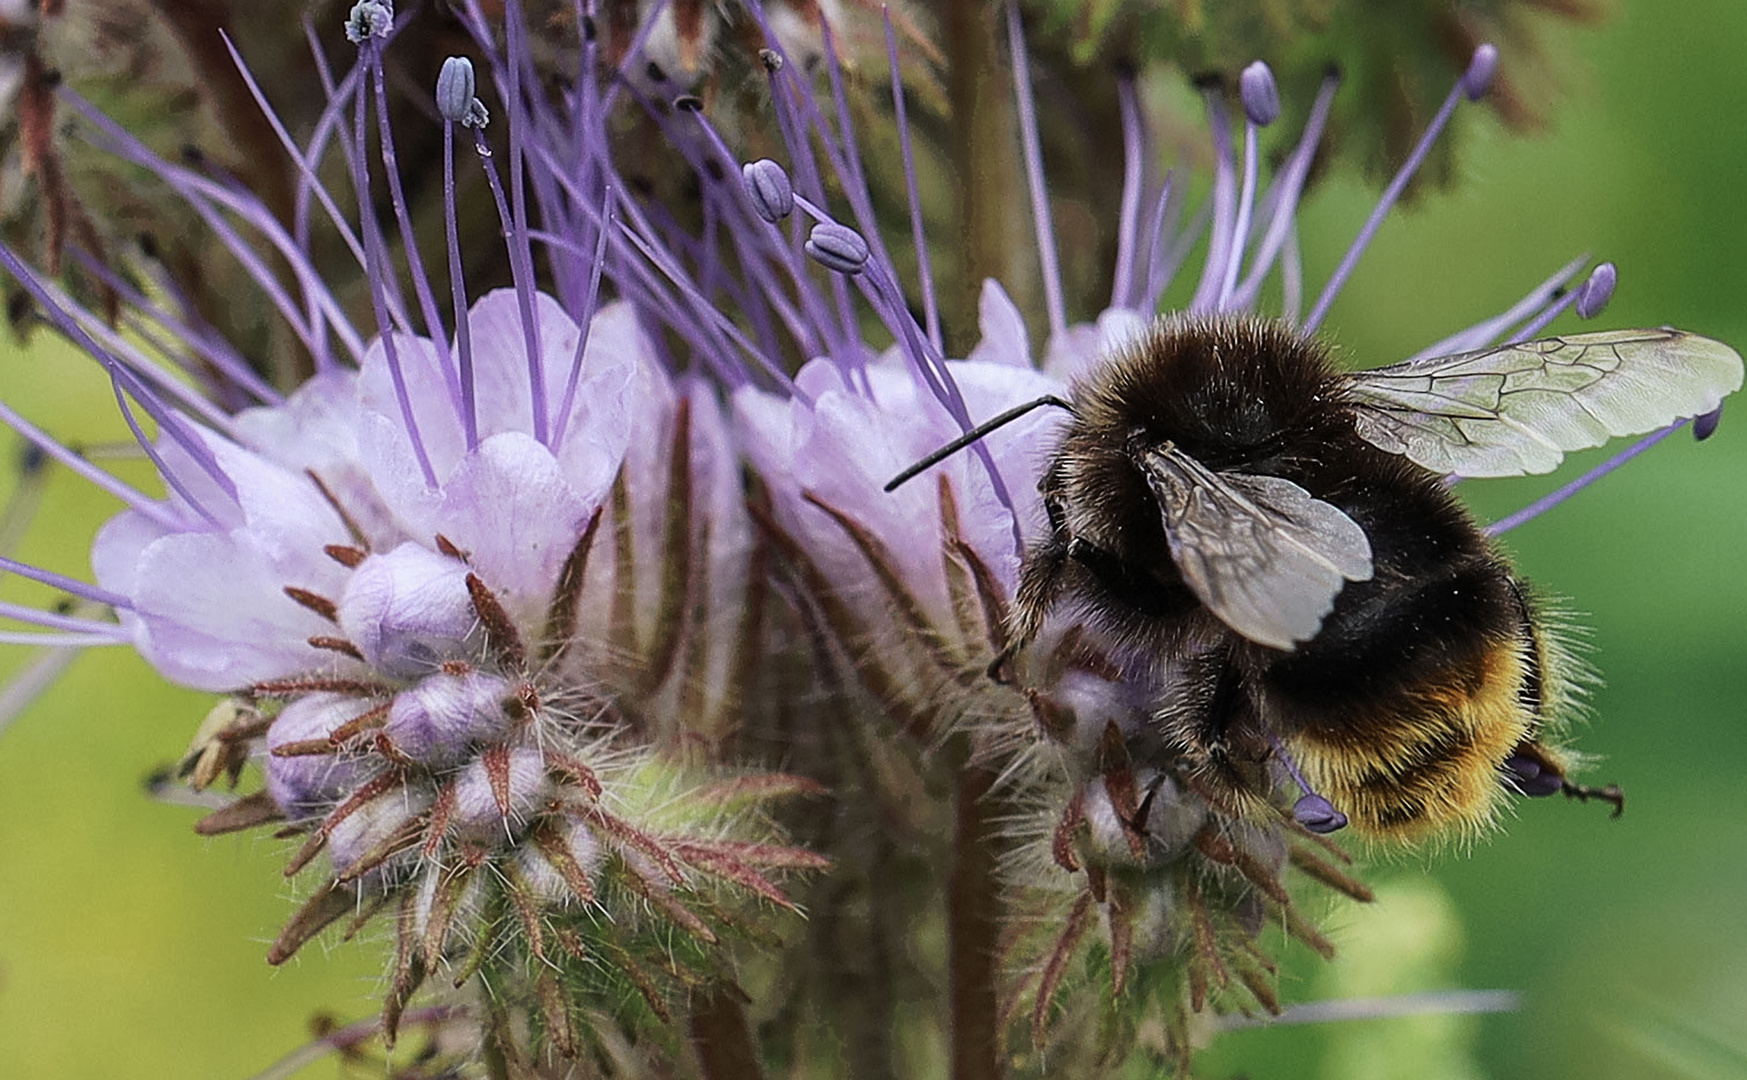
[1347,329,1742,477]
[1139,447,1373,651]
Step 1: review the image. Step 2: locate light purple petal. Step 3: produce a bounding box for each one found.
[357,327,466,481]
[966,279,1033,368]
[434,433,592,615]
[126,530,337,690]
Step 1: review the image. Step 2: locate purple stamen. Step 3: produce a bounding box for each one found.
[0,600,131,641]
[442,108,479,451]
[1461,43,1500,101]
[1231,72,1338,309]
[1280,223,1304,322]
[742,159,795,223]
[1306,45,1496,333]
[1188,89,1236,313]
[818,16,894,279]
[1694,404,1723,441]
[61,90,369,366]
[1575,262,1617,319]
[0,244,233,526]
[603,199,800,398]
[654,115,819,359]
[804,222,871,275]
[1507,262,1614,343]
[1006,0,1066,341]
[1412,255,1586,359]
[470,124,550,446]
[1486,421,1685,536]
[33,274,238,433]
[499,1,551,445]
[352,41,438,489]
[0,555,131,610]
[221,32,371,283]
[1141,172,1182,310]
[1240,60,1281,126]
[549,186,613,454]
[0,396,173,528]
[1217,64,1278,308]
[1270,734,1347,833]
[1152,190,1215,315]
[69,245,281,407]
[371,56,458,395]
[1110,72,1145,312]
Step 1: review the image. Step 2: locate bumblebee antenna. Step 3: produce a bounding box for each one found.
[883,394,1075,492]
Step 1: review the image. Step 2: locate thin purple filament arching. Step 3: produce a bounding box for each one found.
[371,58,458,397]
[353,44,439,489]
[444,123,481,452]
[1007,0,1066,342]
[1187,91,1236,314]
[1111,73,1146,313]
[1216,116,1262,309]
[0,555,132,610]
[1409,255,1587,360]
[1305,67,1475,334]
[1232,73,1338,310]
[1486,422,1686,537]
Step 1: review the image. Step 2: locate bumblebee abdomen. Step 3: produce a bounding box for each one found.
[1286,640,1534,841]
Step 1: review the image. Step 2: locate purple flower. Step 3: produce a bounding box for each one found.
[0,0,1733,1073]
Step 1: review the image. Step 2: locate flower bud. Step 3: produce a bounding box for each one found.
[264,695,374,821]
[383,670,513,767]
[452,747,551,839]
[338,544,477,679]
[328,785,434,880]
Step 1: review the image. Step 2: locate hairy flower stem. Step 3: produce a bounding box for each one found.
[690,983,765,1080]
[948,738,1003,1080]
[944,0,1017,355]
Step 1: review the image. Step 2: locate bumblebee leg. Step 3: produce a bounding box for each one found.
[990,534,1069,683]
[1561,781,1625,819]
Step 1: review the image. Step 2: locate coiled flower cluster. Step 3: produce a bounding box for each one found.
[0,1,1724,1075]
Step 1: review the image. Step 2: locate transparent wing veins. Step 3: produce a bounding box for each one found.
[1139,446,1372,651]
[1348,328,1743,477]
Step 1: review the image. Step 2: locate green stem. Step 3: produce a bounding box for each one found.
[949,754,1004,1080]
[691,983,764,1080]
[944,0,1017,355]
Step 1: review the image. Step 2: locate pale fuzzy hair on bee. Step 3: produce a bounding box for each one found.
[1288,586,1597,850]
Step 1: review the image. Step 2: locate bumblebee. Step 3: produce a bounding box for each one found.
[891,317,1741,841]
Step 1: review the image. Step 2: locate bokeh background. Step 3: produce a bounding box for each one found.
[2,1,1745,1077]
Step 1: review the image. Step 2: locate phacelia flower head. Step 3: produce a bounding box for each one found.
[0,2,1737,1076]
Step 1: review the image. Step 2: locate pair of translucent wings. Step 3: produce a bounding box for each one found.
[1151,329,1743,651]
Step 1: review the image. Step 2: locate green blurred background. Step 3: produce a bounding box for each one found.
[3,1,1746,1077]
